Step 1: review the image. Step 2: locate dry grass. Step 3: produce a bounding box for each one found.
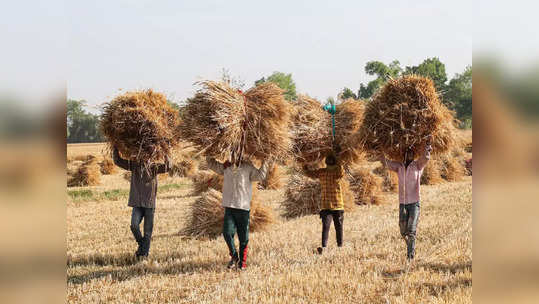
[374,166,399,193]
[358,75,458,162]
[421,159,444,185]
[66,144,472,304]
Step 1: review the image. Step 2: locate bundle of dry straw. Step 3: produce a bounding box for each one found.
[180,188,274,238]
[290,96,365,165]
[177,81,291,164]
[282,174,355,218]
[373,166,398,192]
[100,89,180,165]
[68,155,101,187]
[191,170,224,195]
[100,158,117,175]
[346,165,384,205]
[258,165,283,190]
[358,75,458,162]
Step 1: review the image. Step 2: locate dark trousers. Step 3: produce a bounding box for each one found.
[320,209,344,247]
[223,207,250,267]
[131,207,155,256]
[399,202,420,259]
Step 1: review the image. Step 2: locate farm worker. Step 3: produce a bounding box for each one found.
[113,147,171,259]
[379,136,432,261]
[303,148,345,254]
[206,155,272,270]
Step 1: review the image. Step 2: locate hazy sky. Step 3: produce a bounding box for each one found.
[66,0,472,112]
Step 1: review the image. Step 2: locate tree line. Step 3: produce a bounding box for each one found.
[67,57,472,143]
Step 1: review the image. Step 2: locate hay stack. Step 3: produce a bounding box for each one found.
[191,170,224,195]
[258,165,283,190]
[100,89,180,165]
[100,158,117,175]
[420,159,443,185]
[177,81,291,164]
[346,165,384,205]
[439,154,466,182]
[67,156,101,187]
[290,96,365,164]
[373,166,398,192]
[282,174,355,218]
[180,188,275,238]
[168,150,199,178]
[358,75,457,162]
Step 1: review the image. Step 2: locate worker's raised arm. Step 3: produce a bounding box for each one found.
[113,147,131,171]
[154,154,171,174]
[206,156,225,175]
[417,143,432,170]
[250,159,273,182]
[379,154,400,172]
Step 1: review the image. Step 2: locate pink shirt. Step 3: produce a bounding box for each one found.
[382,150,430,205]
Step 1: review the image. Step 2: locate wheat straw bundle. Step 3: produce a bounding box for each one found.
[439,154,466,182]
[100,158,117,175]
[180,188,275,238]
[258,165,283,190]
[358,75,457,162]
[100,89,180,165]
[282,174,355,218]
[191,170,224,195]
[177,81,291,164]
[290,96,365,165]
[373,166,398,192]
[67,156,101,187]
[346,165,384,205]
[420,159,443,185]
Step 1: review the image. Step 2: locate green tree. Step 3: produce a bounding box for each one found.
[445,66,472,127]
[255,72,297,101]
[340,87,358,100]
[67,99,103,143]
[358,60,402,99]
[404,57,448,92]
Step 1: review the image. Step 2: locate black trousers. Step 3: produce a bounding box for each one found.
[131,207,155,256]
[320,209,344,247]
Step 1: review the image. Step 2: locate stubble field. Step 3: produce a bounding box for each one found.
[67,143,472,304]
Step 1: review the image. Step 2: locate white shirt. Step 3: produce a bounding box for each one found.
[206,157,271,211]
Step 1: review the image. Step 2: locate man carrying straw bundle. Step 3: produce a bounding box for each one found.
[206,153,273,270]
[303,147,346,254]
[113,147,171,259]
[379,136,432,261]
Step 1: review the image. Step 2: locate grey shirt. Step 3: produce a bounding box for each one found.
[113,149,169,208]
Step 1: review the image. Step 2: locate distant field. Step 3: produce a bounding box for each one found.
[67,143,109,159]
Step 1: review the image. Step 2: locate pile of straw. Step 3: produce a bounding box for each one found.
[282,174,355,218]
[346,165,384,205]
[290,96,365,164]
[358,75,457,162]
[67,155,101,187]
[420,159,443,185]
[258,165,283,190]
[373,166,398,192]
[180,188,275,238]
[177,81,291,163]
[191,170,224,195]
[100,158,117,175]
[100,89,180,164]
[439,154,466,182]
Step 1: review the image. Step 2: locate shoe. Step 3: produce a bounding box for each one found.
[227,253,239,269]
[317,247,324,255]
[237,263,247,271]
